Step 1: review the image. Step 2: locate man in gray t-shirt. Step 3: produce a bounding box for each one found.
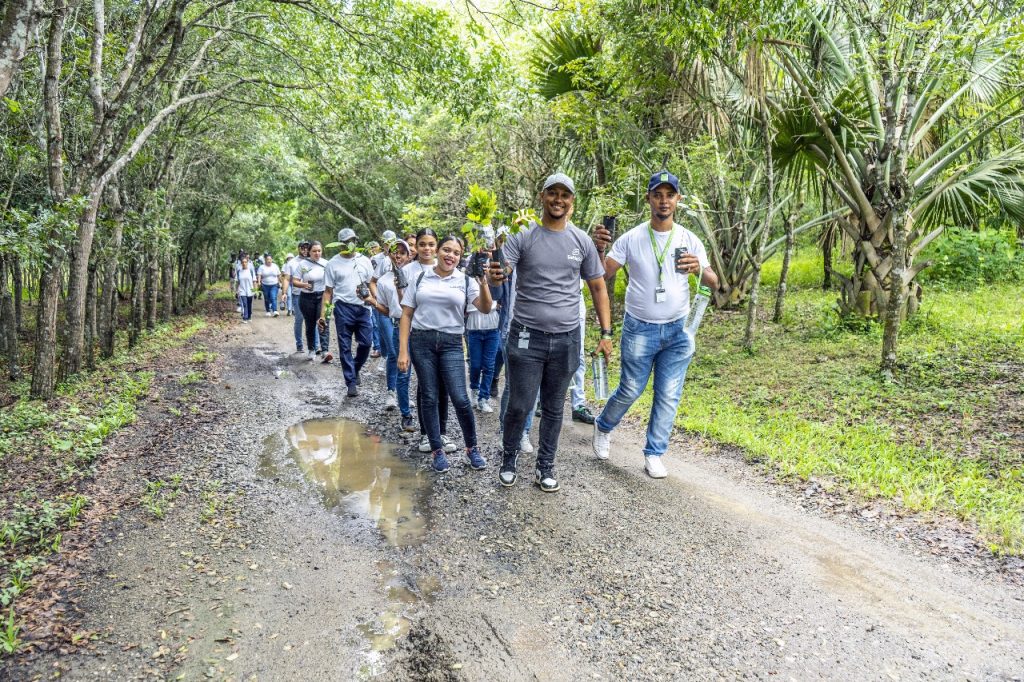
[488,172,613,493]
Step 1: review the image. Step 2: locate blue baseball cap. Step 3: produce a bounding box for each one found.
[648,170,680,193]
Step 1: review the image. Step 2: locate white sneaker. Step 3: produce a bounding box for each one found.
[418,435,431,453]
[478,398,494,413]
[273,311,279,317]
[307,350,316,362]
[644,455,667,479]
[592,424,611,460]
[235,305,242,313]
[519,433,533,454]
[385,391,397,410]
[440,435,457,453]
[265,312,272,317]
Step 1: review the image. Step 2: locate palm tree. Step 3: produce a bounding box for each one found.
[771,0,1024,375]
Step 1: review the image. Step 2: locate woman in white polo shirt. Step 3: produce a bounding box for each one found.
[293,241,329,361]
[398,235,493,473]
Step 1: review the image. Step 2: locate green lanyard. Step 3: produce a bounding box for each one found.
[646,223,676,285]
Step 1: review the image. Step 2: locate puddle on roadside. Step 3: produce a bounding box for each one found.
[261,418,437,671]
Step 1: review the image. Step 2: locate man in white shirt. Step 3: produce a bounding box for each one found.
[320,228,375,396]
[591,170,719,479]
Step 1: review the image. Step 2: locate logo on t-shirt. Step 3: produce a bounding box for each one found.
[567,248,583,262]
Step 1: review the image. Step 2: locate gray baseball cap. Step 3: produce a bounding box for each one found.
[542,172,575,195]
[337,228,357,243]
[381,230,397,244]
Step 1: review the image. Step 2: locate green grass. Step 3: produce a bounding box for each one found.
[0,316,209,656]
[597,247,1024,554]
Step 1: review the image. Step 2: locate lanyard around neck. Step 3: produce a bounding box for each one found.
[646,223,675,283]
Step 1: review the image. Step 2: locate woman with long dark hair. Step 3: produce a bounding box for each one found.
[398,235,492,472]
[400,229,455,454]
[294,241,329,361]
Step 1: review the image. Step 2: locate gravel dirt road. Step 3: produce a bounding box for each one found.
[9,309,1024,681]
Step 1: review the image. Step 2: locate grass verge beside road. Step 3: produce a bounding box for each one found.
[598,250,1024,555]
[0,317,207,655]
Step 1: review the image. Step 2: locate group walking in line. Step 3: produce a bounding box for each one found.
[228,169,719,491]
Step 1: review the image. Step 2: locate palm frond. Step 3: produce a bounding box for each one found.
[914,148,1024,229]
[529,25,604,100]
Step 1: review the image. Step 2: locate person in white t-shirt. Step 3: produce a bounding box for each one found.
[236,254,257,322]
[292,241,329,361]
[319,228,375,395]
[397,234,493,473]
[257,254,282,317]
[364,240,414,429]
[590,170,719,479]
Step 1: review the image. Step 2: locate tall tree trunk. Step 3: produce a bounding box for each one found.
[63,189,102,378]
[0,255,20,380]
[162,253,173,321]
[772,209,797,323]
[743,110,775,352]
[12,254,22,332]
[822,224,834,290]
[881,205,911,379]
[146,248,159,329]
[129,256,144,349]
[84,261,98,369]
[0,0,38,99]
[31,0,68,399]
[99,184,124,358]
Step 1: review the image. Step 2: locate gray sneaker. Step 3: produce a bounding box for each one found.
[440,435,457,453]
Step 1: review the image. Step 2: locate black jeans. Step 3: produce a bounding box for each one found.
[501,321,580,472]
[409,330,476,452]
[299,292,323,352]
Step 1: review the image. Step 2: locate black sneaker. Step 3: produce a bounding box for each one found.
[498,452,518,487]
[572,405,595,424]
[401,414,415,432]
[347,384,359,397]
[534,468,559,493]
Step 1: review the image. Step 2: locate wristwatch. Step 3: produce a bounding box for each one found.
[600,328,613,340]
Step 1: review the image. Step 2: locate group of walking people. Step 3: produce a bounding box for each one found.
[233,169,719,492]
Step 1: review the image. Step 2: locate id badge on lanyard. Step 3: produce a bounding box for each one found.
[518,331,530,349]
[655,284,667,303]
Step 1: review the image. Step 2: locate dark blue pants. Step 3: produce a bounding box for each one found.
[410,330,476,452]
[332,301,372,387]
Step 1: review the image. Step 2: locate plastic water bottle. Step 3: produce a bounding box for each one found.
[591,354,609,400]
[685,285,712,337]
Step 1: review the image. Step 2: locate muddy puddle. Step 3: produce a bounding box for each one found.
[261,418,436,672]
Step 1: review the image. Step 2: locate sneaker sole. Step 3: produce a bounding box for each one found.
[535,482,560,493]
[433,466,450,473]
[469,462,487,471]
[645,467,667,479]
[499,475,517,487]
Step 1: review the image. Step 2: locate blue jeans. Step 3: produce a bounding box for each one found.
[376,314,397,391]
[570,319,586,409]
[467,329,500,400]
[409,330,476,452]
[370,310,380,351]
[390,323,411,416]
[596,314,695,456]
[332,302,371,387]
[291,293,320,351]
[501,322,580,472]
[240,296,253,320]
[262,284,279,312]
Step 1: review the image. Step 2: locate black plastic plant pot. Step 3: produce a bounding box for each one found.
[469,252,489,278]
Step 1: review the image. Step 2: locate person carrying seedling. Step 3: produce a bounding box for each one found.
[590,170,719,478]
[320,228,375,396]
[487,172,613,493]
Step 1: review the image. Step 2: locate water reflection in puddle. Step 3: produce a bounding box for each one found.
[262,418,437,669]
